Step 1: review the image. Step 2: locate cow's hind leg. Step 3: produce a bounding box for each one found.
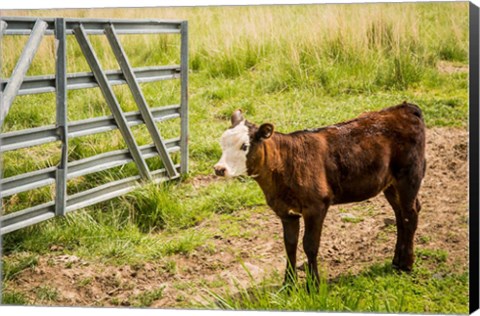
[384,179,422,272]
[383,185,404,269]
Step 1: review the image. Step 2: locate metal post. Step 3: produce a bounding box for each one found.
[73,24,151,180]
[0,20,7,130]
[180,21,189,174]
[104,24,178,178]
[55,18,67,216]
[469,2,480,314]
[0,19,47,129]
[0,18,6,305]
[0,20,7,35]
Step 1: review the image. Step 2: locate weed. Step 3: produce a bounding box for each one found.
[2,254,38,282]
[163,260,177,275]
[176,294,186,302]
[418,235,431,244]
[173,282,190,291]
[2,290,29,305]
[161,232,206,255]
[383,224,397,234]
[131,287,165,307]
[35,285,59,302]
[65,261,74,269]
[77,277,93,287]
[416,248,448,263]
[341,217,364,224]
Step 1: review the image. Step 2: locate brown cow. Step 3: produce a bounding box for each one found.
[214,102,426,285]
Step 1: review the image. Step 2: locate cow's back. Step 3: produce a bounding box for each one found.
[320,102,425,204]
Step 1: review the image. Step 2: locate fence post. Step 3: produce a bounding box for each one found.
[180,21,189,175]
[0,19,6,305]
[0,20,7,131]
[0,20,7,34]
[55,18,67,216]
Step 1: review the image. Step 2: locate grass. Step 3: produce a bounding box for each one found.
[205,254,468,313]
[1,2,469,313]
[2,178,263,265]
[130,287,165,307]
[34,285,59,302]
[2,254,38,282]
[1,290,29,305]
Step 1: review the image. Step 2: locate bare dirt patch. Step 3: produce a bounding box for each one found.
[4,127,468,308]
[437,60,469,74]
[188,174,219,189]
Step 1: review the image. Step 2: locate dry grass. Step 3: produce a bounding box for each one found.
[1,3,468,76]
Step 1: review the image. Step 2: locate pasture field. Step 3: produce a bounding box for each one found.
[1,2,469,313]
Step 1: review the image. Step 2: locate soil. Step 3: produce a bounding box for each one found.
[437,60,469,74]
[4,127,469,308]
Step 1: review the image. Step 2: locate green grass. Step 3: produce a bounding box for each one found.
[34,285,59,302]
[2,254,38,282]
[206,254,468,313]
[2,178,263,265]
[130,287,165,307]
[1,2,469,313]
[1,290,29,305]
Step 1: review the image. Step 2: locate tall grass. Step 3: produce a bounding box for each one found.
[2,3,468,85]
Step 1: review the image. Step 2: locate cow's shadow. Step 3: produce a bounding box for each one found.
[213,261,400,309]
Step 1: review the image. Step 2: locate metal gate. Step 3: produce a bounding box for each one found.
[0,17,188,235]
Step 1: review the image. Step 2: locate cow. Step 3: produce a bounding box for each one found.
[214,102,426,286]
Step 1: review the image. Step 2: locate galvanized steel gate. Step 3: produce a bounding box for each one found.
[0,17,188,235]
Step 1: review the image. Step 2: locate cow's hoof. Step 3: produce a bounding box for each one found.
[392,262,413,272]
[305,279,320,294]
[282,275,297,288]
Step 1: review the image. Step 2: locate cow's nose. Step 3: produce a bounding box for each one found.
[214,166,226,177]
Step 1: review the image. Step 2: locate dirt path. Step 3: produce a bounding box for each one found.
[4,127,469,308]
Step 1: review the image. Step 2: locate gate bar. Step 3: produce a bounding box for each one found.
[73,24,152,180]
[1,17,182,36]
[180,21,189,174]
[0,105,181,152]
[0,138,180,198]
[104,24,178,178]
[0,19,47,128]
[1,65,181,96]
[55,18,67,216]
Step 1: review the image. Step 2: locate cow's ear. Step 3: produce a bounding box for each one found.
[231,109,244,127]
[257,123,274,139]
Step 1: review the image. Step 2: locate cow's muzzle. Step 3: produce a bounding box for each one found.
[214,165,226,177]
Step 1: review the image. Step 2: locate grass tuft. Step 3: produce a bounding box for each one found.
[131,287,166,307]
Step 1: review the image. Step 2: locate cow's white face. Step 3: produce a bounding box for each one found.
[214,120,250,177]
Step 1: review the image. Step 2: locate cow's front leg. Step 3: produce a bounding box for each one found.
[281,215,300,285]
[302,206,328,288]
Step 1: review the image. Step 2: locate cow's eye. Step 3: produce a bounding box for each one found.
[240,143,248,151]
